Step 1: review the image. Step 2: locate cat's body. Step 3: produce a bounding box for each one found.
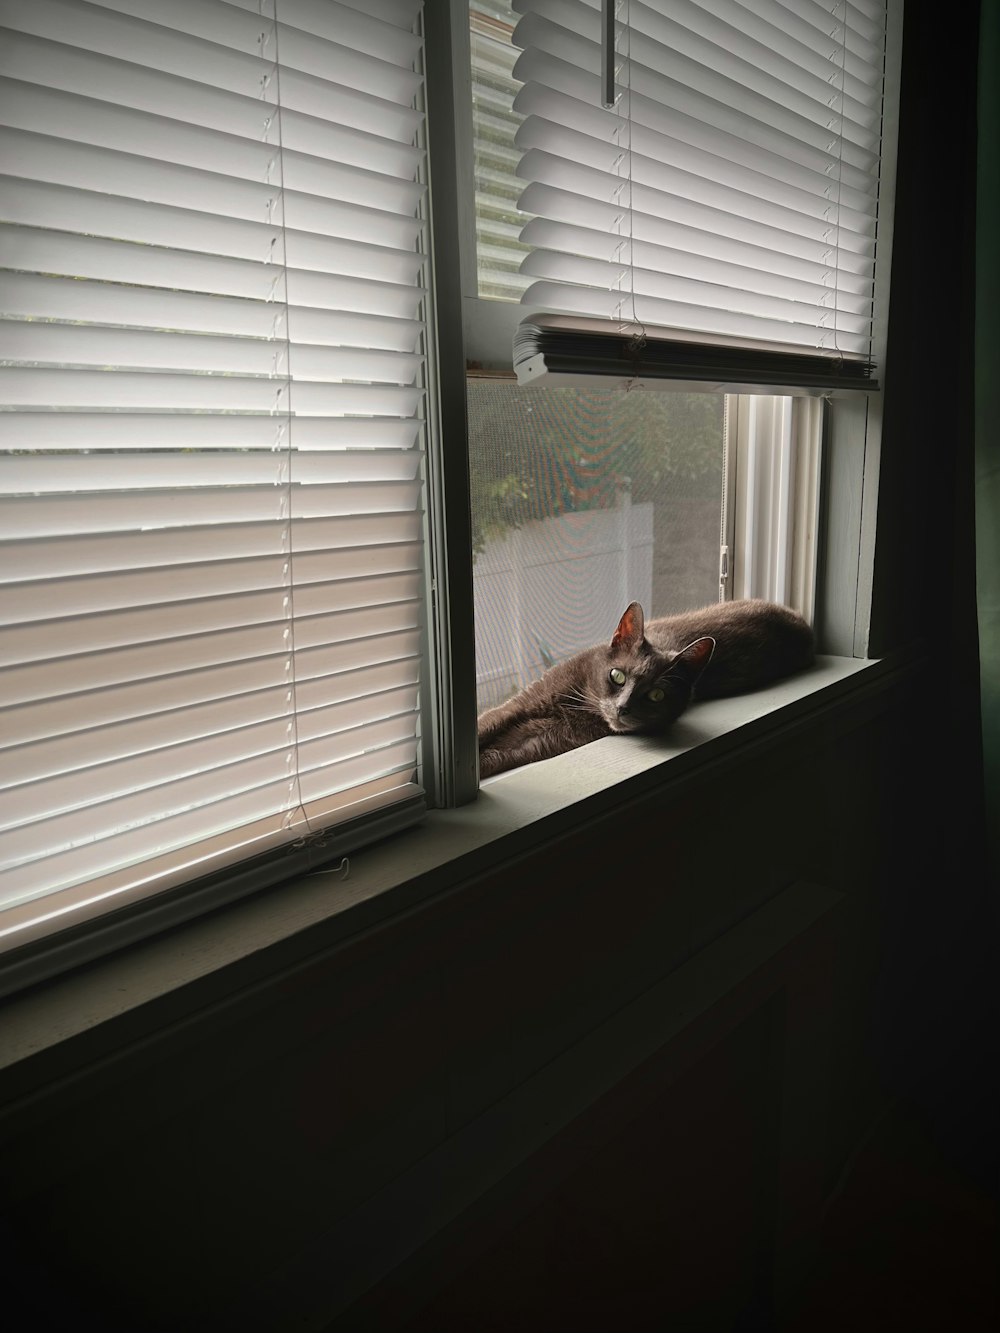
[477,599,815,778]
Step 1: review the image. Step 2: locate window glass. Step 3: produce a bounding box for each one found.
[468,377,726,711]
[469,2,529,301]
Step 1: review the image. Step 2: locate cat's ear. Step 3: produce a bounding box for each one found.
[670,636,715,683]
[611,602,645,651]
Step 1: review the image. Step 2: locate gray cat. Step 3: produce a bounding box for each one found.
[478,599,815,778]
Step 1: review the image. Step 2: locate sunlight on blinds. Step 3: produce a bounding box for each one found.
[0,0,430,951]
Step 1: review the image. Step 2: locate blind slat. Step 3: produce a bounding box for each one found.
[519,279,868,353]
[1,274,424,350]
[0,410,423,451]
[2,606,423,704]
[1,0,423,102]
[515,146,876,249]
[3,177,426,282]
[557,0,880,98]
[519,216,874,299]
[2,515,425,582]
[514,111,876,220]
[0,742,419,902]
[2,636,424,748]
[0,553,424,624]
[1,31,424,168]
[511,81,877,196]
[0,228,425,317]
[0,449,422,494]
[0,481,424,539]
[1,578,424,663]
[520,249,872,333]
[514,8,880,149]
[5,711,422,848]
[0,324,423,383]
[7,670,422,781]
[1,80,425,206]
[0,368,423,416]
[517,179,872,275]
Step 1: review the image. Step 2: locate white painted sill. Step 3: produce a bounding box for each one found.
[0,654,889,1087]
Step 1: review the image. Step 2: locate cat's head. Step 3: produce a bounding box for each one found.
[595,602,714,734]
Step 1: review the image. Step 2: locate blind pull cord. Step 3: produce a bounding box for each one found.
[259,1,316,844]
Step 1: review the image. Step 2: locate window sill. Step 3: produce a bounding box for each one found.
[0,652,907,1101]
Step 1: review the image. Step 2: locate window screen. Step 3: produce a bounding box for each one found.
[469,376,725,710]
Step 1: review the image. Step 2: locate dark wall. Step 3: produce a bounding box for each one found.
[872,4,981,666]
[976,0,1000,880]
[870,0,986,839]
[1,662,985,1333]
[869,0,996,1191]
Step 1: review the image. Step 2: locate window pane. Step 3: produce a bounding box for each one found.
[468,377,725,711]
[469,2,529,301]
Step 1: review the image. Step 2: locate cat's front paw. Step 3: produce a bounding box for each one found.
[478,747,506,779]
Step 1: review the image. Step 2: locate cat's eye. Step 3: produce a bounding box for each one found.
[648,687,665,703]
[609,668,626,687]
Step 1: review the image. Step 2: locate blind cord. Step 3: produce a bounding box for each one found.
[623,0,646,383]
[259,0,316,846]
[831,0,848,369]
[609,0,646,390]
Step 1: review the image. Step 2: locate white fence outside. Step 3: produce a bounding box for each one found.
[473,496,654,711]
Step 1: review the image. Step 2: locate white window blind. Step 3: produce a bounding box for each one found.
[510,0,891,384]
[0,0,431,964]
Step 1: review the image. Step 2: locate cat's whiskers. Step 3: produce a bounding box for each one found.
[580,685,606,714]
[557,688,590,713]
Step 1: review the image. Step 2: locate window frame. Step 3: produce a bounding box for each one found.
[724,393,824,623]
[454,0,905,660]
[0,0,904,1003]
[0,0,473,995]
[420,0,481,808]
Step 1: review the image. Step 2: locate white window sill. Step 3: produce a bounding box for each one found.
[0,653,894,1088]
